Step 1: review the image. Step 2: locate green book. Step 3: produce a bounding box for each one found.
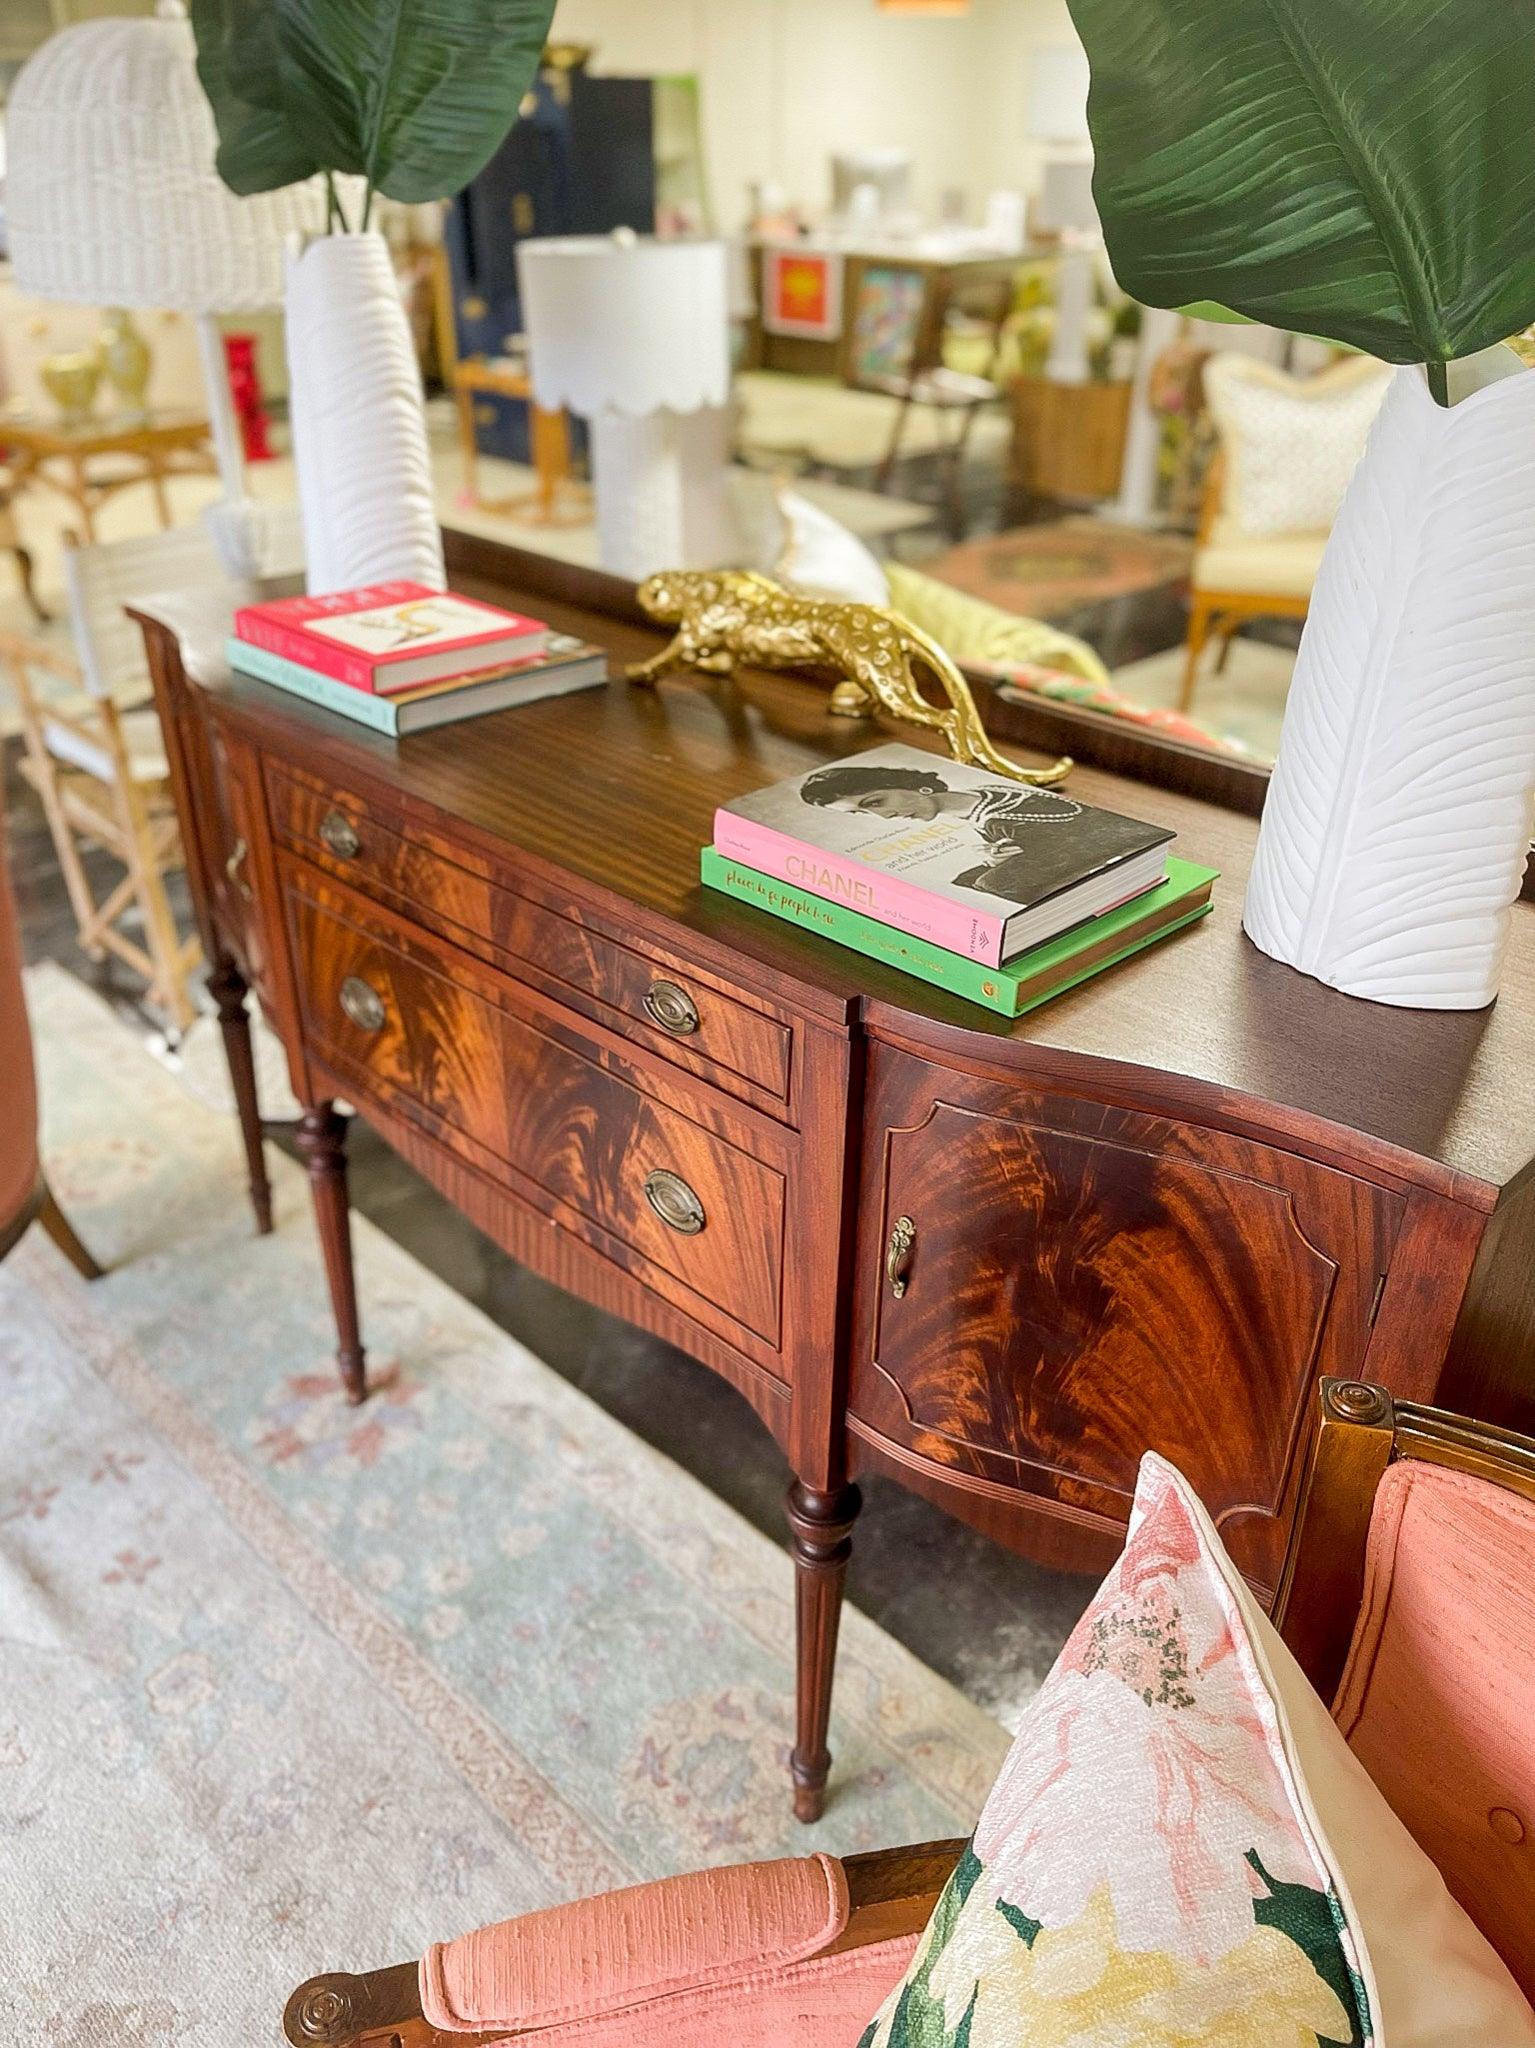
[701,847,1218,1017]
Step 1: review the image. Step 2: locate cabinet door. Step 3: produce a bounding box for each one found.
[851,1047,1405,1595]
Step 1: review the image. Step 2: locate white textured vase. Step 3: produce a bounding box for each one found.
[1243,362,1535,1009]
[285,232,444,596]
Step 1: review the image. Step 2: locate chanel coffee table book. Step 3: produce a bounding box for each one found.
[712,742,1174,966]
[233,580,549,693]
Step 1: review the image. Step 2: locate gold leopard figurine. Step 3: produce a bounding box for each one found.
[629,570,1072,787]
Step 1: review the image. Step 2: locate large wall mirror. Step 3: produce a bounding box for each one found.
[428,6,1389,804]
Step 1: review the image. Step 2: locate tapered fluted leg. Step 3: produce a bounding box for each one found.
[294,1102,367,1404]
[209,958,274,1236]
[786,1476,862,1824]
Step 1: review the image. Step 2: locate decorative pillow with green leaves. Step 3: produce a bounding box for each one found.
[859,1454,1535,2048]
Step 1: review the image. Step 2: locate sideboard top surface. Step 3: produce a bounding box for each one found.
[136,578,1535,1194]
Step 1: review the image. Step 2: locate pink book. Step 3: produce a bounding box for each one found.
[712,742,1172,966]
[233,581,548,694]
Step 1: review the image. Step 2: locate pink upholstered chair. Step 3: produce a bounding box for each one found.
[283,1379,1535,2045]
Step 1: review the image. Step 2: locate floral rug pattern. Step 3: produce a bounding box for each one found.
[3,966,1007,2044]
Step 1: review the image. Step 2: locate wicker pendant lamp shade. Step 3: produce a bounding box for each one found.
[5,0,330,313]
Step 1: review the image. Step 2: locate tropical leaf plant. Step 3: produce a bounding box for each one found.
[1063,0,1535,393]
[189,0,558,223]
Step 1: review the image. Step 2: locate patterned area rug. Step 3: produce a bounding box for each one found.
[918,517,1193,621]
[3,966,1007,2045]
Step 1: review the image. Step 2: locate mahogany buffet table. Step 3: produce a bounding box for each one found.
[134,566,1535,1821]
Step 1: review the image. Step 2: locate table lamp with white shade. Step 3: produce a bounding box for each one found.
[517,234,734,583]
[4,0,333,572]
[1027,40,1101,386]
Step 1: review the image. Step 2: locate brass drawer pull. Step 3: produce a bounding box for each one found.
[339,974,387,1033]
[886,1215,916,1298]
[224,835,252,902]
[642,978,700,1037]
[643,1167,705,1235]
[320,808,362,860]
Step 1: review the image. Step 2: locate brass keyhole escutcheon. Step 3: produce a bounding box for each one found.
[886,1215,916,1297]
[642,979,700,1036]
[320,809,361,860]
[339,974,386,1033]
[643,1167,705,1235]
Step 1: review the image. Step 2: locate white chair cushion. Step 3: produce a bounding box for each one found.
[1205,352,1391,538]
[1193,525,1328,601]
[43,705,169,785]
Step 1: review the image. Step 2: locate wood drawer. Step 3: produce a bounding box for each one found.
[266,764,793,1112]
[285,866,787,1352]
[851,1046,1406,1595]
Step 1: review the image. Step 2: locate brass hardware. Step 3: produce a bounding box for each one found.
[320,809,361,860]
[224,836,252,902]
[642,1168,705,1235]
[339,974,387,1033]
[886,1214,917,1297]
[642,978,700,1037]
[628,570,1071,787]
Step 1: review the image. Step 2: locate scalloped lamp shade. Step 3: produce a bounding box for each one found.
[4,0,330,313]
[517,236,731,419]
[517,236,734,581]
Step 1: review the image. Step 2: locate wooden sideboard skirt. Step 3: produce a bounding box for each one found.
[133,586,1535,1822]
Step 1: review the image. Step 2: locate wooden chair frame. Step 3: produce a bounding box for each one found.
[283,1377,1534,2048]
[1179,447,1311,713]
[0,627,200,1032]
[874,262,1016,536]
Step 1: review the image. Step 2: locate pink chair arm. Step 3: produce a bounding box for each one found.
[420,1854,848,2035]
[281,1840,963,2047]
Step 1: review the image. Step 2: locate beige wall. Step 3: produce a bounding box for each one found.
[548,0,1086,230]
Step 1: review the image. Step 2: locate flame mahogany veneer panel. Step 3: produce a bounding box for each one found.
[267,760,795,1116]
[851,1047,1406,1596]
[285,866,787,1354]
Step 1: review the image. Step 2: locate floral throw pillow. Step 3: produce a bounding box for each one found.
[859,1454,1535,2048]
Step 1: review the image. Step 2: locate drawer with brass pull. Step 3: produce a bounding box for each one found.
[284,866,787,1350]
[266,763,794,1113]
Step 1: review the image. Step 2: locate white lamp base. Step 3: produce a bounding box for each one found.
[1045,239,1097,386]
[589,406,735,583]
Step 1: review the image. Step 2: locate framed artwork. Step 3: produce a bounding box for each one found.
[761,247,844,341]
[845,262,928,388]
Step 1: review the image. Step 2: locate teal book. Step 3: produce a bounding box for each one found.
[227,636,607,735]
[701,847,1218,1017]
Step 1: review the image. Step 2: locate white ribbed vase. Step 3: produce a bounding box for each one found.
[1243,363,1535,1010]
[285,232,444,596]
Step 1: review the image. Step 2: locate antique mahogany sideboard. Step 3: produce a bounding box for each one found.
[134,571,1535,1822]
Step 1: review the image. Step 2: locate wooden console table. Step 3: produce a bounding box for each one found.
[134,568,1535,1821]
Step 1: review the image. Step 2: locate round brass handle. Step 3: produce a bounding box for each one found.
[642,1167,705,1235]
[339,974,386,1033]
[642,978,700,1037]
[320,808,361,860]
[224,835,252,902]
[886,1215,916,1298]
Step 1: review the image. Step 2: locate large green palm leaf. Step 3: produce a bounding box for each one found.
[190,0,557,206]
[1064,0,1535,363]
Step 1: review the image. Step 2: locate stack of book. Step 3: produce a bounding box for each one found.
[704,742,1216,1017]
[228,580,607,735]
